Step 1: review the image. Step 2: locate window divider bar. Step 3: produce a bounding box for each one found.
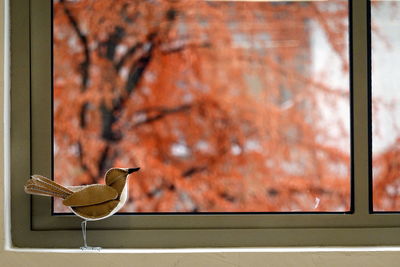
[351,0,370,216]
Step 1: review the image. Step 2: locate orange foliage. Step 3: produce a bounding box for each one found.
[374,138,400,211]
[371,1,400,211]
[53,0,351,212]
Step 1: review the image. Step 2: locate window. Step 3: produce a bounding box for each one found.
[10,0,400,248]
[52,0,351,214]
[371,1,400,212]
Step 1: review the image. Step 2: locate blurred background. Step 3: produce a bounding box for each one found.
[53,0,352,213]
[372,1,400,211]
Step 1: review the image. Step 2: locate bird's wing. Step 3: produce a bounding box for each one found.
[66,185,86,192]
[62,184,118,207]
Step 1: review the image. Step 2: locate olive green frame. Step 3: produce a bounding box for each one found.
[10,0,400,248]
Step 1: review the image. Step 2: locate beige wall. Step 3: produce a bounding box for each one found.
[2,1,400,266]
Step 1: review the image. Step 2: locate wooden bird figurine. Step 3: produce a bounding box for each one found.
[24,167,140,250]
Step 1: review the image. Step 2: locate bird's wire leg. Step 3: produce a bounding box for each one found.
[81,220,88,248]
[80,220,101,251]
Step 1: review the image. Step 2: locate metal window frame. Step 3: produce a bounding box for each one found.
[11,0,400,249]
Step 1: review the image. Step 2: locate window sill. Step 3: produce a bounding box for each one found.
[6,247,400,254]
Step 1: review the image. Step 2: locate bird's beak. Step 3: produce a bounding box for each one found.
[127,167,140,174]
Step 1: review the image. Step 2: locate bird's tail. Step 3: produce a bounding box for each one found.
[24,175,73,199]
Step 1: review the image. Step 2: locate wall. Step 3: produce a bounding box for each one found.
[1,0,400,266]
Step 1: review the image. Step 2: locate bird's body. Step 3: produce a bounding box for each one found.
[67,183,128,221]
[24,167,140,221]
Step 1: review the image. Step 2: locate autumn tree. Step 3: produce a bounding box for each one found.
[369,1,400,211]
[53,0,351,212]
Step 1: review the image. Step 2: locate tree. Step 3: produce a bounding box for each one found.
[53,0,350,212]
[370,1,400,211]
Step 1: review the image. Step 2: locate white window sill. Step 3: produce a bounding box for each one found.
[6,247,400,254]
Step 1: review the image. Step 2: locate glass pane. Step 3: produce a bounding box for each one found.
[53,0,351,213]
[372,1,400,211]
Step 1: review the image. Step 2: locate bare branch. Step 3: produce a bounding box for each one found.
[182,166,207,178]
[115,43,142,71]
[132,104,192,128]
[160,39,211,54]
[60,0,90,91]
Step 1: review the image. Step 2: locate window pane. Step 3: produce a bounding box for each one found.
[372,1,400,211]
[53,0,350,213]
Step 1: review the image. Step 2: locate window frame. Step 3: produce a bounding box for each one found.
[10,0,400,249]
